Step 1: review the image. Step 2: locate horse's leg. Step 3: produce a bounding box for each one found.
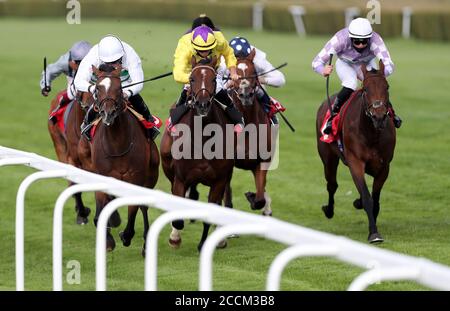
[347,156,382,243]
[94,191,116,251]
[186,184,200,223]
[119,205,138,247]
[372,166,390,222]
[197,180,228,251]
[69,180,91,225]
[322,154,339,219]
[245,166,267,211]
[224,180,233,209]
[140,206,150,257]
[48,122,68,163]
[169,178,185,249]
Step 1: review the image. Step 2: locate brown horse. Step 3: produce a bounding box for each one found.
[89,64,159,255]
[226,48,275,216]
[316,60,396,243]
[160,57,234,251]
[47,90,94,224]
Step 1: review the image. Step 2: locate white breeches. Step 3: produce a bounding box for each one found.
[336,58,378,90]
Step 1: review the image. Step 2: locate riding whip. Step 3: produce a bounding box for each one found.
[326,54,334,113]
[122,71,173,89]
[44,57,48,90]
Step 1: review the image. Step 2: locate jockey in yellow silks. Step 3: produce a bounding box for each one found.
[170,24,244,132]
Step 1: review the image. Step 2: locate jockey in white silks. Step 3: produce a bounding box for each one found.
[75,35,159,141]
[312,18,402,134]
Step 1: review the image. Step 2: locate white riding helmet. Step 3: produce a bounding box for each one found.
[98,35,125,63]
[348,18,373,39]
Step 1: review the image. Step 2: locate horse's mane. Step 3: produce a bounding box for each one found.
[98,63,117,73]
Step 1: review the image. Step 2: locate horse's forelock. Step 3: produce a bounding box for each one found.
[98,63,116,73]
[198,58,212,65]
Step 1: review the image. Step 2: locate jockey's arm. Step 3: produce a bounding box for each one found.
[256,56,285,87]
[40,52,70,90]
[74,47,97,94]
[173,36,191,84]
[122,44,144,97]
[370,33,395,77]
[216,60,229,93]
[312,31,343,77]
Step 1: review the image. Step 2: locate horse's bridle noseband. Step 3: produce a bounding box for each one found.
[94,75,125,112]
[362,74,390,118]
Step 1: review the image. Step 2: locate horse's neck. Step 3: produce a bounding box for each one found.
[350,95,379,141]
[102,112,133,144]
[235,94,266,124]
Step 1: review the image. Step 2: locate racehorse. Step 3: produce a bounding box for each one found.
[316,60,396,243]
[88,64,159,255]
[160,57,234,251]
[47,90,94,224]
[226,48,275,216]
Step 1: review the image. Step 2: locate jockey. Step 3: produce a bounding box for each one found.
[218,36,286,124]
[75,35,159,141]
[171,23,244,132]
[312,17,402,134]
[40,41,92,120]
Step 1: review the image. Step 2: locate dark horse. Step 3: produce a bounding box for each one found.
[87,64,159,255]
[48,89,94,224]
[226,48,275,216]
[160,57,234,251]
[316,60,396,243]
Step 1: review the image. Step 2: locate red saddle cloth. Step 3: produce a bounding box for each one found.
[48,91,71,132]
[90,109,162,140]
[319,90,361,143]
[268,97,286,119]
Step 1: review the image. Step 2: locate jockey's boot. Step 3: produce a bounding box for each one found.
[388,101,402,128]
[129,94,160,140]
[257,88,279,125]
[80,105,98,141]
[216,89,245,133]
[169,88,189,127]
[323,87,353,135]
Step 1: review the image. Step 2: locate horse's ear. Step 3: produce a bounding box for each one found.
[361,64,368,77]
[191,55,197,68]
[113,64,122,76]
[248,48,256,61]
[92,65,100,76]
[210,56,217,68]
[379,60,385,76]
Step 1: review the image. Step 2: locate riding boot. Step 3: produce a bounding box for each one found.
[323,87,353,135]
[388,100,402,128]
[256,88,278,125]
[80,105,98,141]
[169,88,189,126]
[216,89,245,132]
[129,94,160,140]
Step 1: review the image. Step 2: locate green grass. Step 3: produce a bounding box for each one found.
[0,18,449,291]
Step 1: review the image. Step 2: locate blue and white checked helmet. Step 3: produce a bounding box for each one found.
[229,37,252,58]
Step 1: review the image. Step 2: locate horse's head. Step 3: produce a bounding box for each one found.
[361,60,390,130]
[235,48,258,106]
[92,64,125,126]
[189,56,217,117]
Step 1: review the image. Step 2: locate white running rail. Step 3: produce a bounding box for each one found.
[2,145,450,291]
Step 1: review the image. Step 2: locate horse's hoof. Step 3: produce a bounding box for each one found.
[119,231,131,247]
[76,207,90,225]
[245,192,256,205]
[368,233,384,244]
[141,245,146,258]
[106,236,116,252]
[262,210,272,217]
[108,210,121,228]
[190,219,196,224]
[252,198,266,210]
[168,238,181,249]
[217,239,228,249]
[228,234,240,239]
[322,205,334,219]
[353,199,363,210]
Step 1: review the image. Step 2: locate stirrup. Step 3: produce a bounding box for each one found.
[323,119,333,135]
[148,127,160,140]
[81,123,93,141]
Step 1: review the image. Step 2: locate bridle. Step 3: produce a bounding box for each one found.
[231,59,258,103]
[94,74,125,113]
[361,73,390,118]
[188,65,217,108]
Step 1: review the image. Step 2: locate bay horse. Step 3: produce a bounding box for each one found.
[226,48,275,216]
[160,56,234,251]
[316,60,396,243]
[47,89,94,224]
[89,64,159,255]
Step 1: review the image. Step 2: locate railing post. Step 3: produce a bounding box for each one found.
[253,2,264,31]
[289,6,306,36]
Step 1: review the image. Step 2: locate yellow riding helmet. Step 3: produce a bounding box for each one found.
[191,25,217,51]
